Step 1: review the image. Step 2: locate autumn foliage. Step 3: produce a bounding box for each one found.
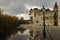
[0,10,20,40]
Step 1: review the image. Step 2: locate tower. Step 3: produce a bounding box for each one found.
[53,2,59,26]
[29,8,34,24]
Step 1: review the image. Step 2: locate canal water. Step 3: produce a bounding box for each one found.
[7,29,30,40]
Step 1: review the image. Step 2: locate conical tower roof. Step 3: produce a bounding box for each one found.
[54,2,58,8]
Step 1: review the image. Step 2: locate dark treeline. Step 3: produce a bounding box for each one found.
[0,9,20,40]
[0,8,31,40]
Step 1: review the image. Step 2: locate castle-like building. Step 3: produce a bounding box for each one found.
[29,2,60,26]
[19,2,60,40]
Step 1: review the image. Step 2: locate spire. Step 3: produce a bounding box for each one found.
[43,6,45,9]
[54,2,58,8]
[53,2,58,26]
[42,6,45,11]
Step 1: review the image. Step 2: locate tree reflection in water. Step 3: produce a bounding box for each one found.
[7,29,30,40]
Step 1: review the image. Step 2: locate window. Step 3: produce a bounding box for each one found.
[36,21,39,23]
[59,17,60,19]
[45,17,49,19]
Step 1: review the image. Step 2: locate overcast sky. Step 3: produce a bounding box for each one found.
[0,0,60,19]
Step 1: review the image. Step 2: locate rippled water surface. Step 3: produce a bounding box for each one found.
[7,29,30,40]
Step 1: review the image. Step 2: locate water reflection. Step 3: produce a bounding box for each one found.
[7,29,30,40]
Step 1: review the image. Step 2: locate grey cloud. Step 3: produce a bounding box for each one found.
[6,0,28,15]
[0,0,60,16]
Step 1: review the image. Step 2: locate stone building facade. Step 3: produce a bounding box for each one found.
[29,2,59,26]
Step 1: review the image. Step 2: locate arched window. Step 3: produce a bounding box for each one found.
[45,17,49,19]
[36,21,39,23]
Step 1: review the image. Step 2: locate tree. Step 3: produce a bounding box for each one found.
[0,13,20,40]
[0,8,3,14]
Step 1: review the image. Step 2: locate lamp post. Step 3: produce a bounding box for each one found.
[42,6,46,39]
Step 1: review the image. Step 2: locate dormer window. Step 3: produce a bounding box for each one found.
[36,21,39,23]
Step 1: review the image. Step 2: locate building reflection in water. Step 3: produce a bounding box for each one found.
[7,29,30,40]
